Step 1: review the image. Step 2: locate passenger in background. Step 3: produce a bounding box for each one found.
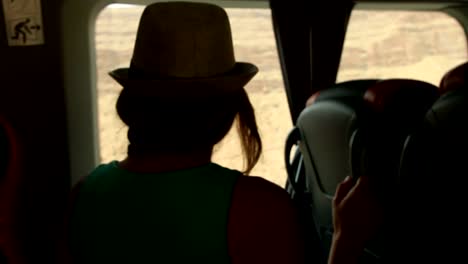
[67,2,381,264]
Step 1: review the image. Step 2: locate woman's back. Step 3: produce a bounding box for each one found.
[70,162,241,263]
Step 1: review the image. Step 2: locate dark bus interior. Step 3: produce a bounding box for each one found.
[1,0,468,263]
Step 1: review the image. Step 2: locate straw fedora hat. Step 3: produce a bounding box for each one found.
[109,1,258,96]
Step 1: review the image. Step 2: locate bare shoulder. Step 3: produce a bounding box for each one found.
[232,175,294,209]
[228,176,305,264]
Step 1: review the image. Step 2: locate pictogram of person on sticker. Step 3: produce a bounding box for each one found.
[11,18,32,43]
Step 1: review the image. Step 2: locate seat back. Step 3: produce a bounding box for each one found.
[401,62,468,183]
[351,80,439,262]
[0,127,8,179]
[400,62,468,261]
[0,116,24,264]
[353,80,440,196]
[0,125,8,263]
[288,80,378,262]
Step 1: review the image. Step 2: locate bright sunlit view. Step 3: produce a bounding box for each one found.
[338,10,467,84]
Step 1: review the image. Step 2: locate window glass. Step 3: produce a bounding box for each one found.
[338,10,468,85]
[95,5,291,186]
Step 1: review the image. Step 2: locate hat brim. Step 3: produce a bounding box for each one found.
[108,62,258,97]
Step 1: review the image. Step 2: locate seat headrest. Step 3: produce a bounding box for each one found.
[364,79,439,117]
[306,79,379,107]
[440,62,468,93]
[355,80,438,205]
[306,92,319,107]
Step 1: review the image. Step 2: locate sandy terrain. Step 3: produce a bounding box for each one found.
[95,6,467,187]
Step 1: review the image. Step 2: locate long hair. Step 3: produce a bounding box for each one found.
[115,87,262,174]
[236,89,262,175]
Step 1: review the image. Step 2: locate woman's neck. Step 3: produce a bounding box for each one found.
[118,149,213,174]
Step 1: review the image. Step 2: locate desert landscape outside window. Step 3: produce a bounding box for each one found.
[338,10,468,84]
[96,5,468,187]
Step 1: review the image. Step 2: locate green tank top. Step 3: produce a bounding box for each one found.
[70,161,241,264]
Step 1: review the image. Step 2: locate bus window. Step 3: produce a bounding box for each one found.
[338,10,468,85]
[95,5,291,186]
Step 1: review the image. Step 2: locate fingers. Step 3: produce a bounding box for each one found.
[334,176,354,204]
[351,176,371,196]
[334,176,372,205]
[344,176,372,200]
[354,175,370,189]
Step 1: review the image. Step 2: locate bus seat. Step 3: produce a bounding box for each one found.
[399,62,468,261]
[401,62,468,181]
[400,62,468,193]
[353,79,440,196]
[0,124,8,264]
[287,79,378,262]
[352,79,439,262]
[0,116,24,264]
[290,79,438,263]
[439,61,468,94]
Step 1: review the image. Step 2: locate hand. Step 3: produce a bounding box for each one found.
[332,176,383,247]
